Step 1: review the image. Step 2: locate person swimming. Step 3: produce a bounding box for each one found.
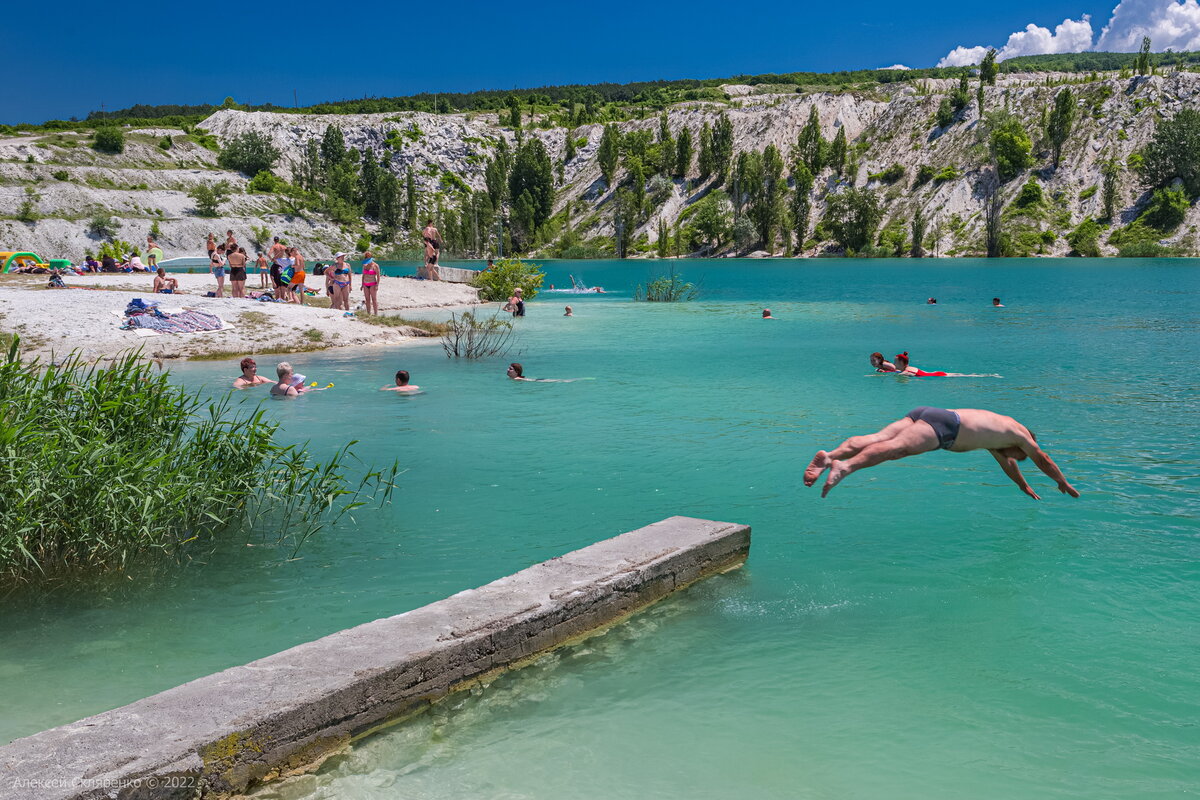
[506,363,583,383]
[992,297,1005,307]
[803,407,1080,499]
[564,305,573,316]
[381,370,420,392]
[870,352,899,372]
[762,309,775,319]
[894,352,948,377]
[233,357,271,389]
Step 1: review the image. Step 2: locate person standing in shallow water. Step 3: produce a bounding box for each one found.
[803,407,1080,499]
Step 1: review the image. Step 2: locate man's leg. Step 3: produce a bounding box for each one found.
[804,417,914,486]
[822,423,940,497]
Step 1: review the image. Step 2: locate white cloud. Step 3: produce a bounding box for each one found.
[938,46,990,67]
[999,16,1095,58]
[936,16,1094,66]
[936,1,1200,67]
[1097,0,1200,51]
[880,64,912,70]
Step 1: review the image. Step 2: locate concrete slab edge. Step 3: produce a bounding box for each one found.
[0,516,750,800]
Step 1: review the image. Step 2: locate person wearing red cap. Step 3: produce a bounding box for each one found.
[803,408,1080,500]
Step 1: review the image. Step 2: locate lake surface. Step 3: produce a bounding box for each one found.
[3,260,1198,799]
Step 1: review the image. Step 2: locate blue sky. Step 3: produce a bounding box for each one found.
[2,0,1111,123]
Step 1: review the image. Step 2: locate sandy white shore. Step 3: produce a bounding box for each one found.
[0,272,480,362]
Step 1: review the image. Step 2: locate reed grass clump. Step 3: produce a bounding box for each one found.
[635,267,699,302]
[0,339,396,589]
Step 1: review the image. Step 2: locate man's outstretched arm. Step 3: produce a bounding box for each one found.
[1021,444,1080,497]
[990,450,1041,500]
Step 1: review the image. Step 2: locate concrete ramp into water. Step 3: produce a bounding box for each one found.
[0,516,750,799]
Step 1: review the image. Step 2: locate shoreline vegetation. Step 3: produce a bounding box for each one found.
[0,338,397,592]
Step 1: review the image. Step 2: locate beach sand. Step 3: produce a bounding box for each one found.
[0,272,480,362]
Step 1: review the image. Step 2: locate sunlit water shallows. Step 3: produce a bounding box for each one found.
[3,260,1198,799]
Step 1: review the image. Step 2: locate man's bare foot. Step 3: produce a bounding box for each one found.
[803,451,831,486]
[821,460,850,498]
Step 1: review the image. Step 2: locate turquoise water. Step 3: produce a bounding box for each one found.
[2,260,1198,798]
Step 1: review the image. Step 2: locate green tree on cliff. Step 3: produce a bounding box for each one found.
[598,124,620,187]
[796,105,825,174]
[675,127,693,178]
[1046,87,1077,169]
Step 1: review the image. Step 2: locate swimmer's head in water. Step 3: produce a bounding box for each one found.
[395,370,410,386]
[762,309,771,317]
[993,297,1002,305]
[894,352,909,368]
[276,361,293,380]
[507,362,523,378]
[240,357,256,373]
[870,352,885,368]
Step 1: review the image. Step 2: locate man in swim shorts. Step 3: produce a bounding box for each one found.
[803,408,1080,499]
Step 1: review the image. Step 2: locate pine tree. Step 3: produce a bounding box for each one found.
[508,137,556,248]
[790,161,814,245]
[378,171,401,235]
[951,71,971,113]
[712,113,735,183]
[675,127,693,178]
[598,124,620,186]
[911,206,927,258]
[1046,87,1077,169]
[506,94,522,129]
[405,169,418,231]
[1101,159,1120,220]
[656,217,669,258]
[359,150,382,217]
[658,113,675,176]
[1136,36,1152,75]
[564,129,577,163]
[319,126,347,173]
[980,49,999,85]
[829,127,847,175]
[796,106,825,174]
[698,123,715,179]
[977,82,986,117]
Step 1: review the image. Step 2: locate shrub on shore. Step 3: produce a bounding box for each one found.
[470,257,544,301]
[0,341,396,589]
[92,126,124,154]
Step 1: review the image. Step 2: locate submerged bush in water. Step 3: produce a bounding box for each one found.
[635,267,698,302]
[0,340,396,589]
[441,311,516,359]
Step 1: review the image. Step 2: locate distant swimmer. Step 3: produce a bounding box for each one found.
[564,305,573,316]
[762,309,775,319]
[927,297,937,304]
[506,363,584,383]
[233,357,271,389]
[870,352,899,372]
[271,362,303,397]
[992,297,1005,307]
[381,370,420,392]
[803,407,1080,499]
[894,352,948,377]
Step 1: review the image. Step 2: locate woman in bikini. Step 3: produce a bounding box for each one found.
[227,246,248,299]
[329,253,353,310]
[210,244,228,297]
[360,251,381,315]
[894,352,949,377]
[422,219,441,280]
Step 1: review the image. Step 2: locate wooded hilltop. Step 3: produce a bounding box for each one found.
[4,48,1200,260]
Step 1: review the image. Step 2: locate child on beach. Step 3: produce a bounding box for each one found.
[210,244,227,297]
[153,268,178,294]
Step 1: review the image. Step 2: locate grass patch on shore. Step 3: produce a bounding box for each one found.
[0,338,397,590]
[187,341,329,361]
[361,314,452,335]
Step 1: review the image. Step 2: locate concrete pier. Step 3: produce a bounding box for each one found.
[0,516,749,799]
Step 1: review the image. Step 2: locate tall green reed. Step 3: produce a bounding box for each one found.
[0,338,396,590]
